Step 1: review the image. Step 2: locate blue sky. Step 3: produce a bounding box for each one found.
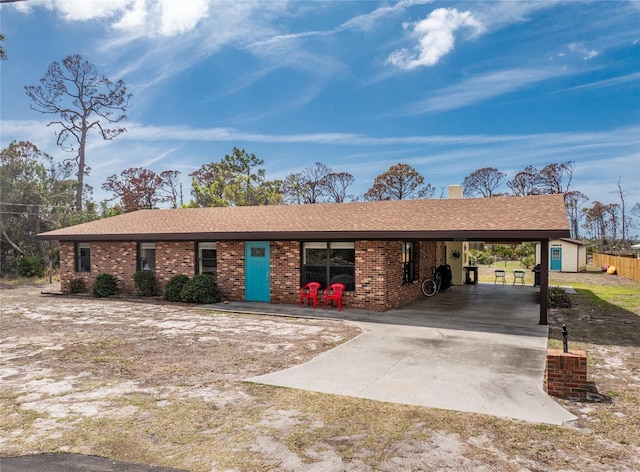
[1,0,639,212]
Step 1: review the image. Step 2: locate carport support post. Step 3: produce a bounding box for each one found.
[539,239,549,325]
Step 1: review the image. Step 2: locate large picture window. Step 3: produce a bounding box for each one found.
[302,242,355,291]
[138,242,156,271]
[402,241,416,285]
[198,242,217,275]
[76,243,91,273]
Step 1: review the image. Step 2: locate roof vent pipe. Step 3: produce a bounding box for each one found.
[448,185,463,199]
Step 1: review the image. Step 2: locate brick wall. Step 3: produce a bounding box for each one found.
[60,241,138,293]
[270,241,301,305]
[546,349,588,399]
[155,241,196,290]
[217,241,245,302]
[352,241,390,310]
[59,238,438,311]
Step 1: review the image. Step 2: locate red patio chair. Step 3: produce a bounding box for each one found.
[323,283,346,311]
[299,282,321,308]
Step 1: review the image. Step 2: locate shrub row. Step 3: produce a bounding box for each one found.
[69,271,221,305]
[166,274,221,304]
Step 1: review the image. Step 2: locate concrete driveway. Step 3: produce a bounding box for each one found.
[217,284,576,425]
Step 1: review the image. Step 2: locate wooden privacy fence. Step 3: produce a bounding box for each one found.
[593,253,640,282]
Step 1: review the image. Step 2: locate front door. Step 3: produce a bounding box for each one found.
[245,241,270,302]
[550,247,562,271]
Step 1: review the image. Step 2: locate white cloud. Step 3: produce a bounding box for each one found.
[568,42,599,60]
[560,72,640,92]
[21,0,210,37]
[399,67,571,114]
[46,0,130,21]
[250,0,430,48]
[158,0,209,36]
[386,8,485,70]
[112,0,146,31]
[340,0,433,32]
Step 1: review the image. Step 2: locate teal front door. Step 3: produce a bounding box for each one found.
[550,247,562,271]
[245,241,270,302]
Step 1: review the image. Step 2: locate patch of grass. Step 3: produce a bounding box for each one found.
[42,394,270,472]
[1,275,59,286]
[0,389,50,438]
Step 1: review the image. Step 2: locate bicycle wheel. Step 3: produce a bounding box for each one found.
[421,279,437,297]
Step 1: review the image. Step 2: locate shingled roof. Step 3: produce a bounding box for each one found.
[37,194,570,242]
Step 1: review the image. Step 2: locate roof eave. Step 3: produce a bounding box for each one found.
[37,229,571,242]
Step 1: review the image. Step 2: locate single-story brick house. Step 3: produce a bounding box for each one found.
[37,193,570,323]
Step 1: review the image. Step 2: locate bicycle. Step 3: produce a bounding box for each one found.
[421,267,442,297]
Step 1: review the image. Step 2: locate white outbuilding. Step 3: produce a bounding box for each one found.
[536,238,588,272]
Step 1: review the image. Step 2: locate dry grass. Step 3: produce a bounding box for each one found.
[1,273,639,471]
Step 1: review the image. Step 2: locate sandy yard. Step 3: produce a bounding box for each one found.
[1,277,639,471]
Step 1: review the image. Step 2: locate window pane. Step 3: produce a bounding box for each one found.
[201,248,217,274]
[329,266,354,291]
[329,242,354,249]
[304,242,328,249]
[303,265,328,288]
[251,247,266,258]
[305,248,328,264]
[141,248,155,270]
[329,248,354,266]
[77,243,90,273]
[402,242,415,284]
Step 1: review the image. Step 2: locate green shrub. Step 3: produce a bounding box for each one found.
[69,278,87,294]
[521,254,535,269]
[92,273,118,298]
[133,270,158,296]
[469,249,494,265]
[180,274,221,304]
[16,255,44,278]
[548,286,572,308]
[165,274,190,302]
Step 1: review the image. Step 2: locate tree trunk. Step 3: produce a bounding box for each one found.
[0,220,24,255]
[76,121,88,212]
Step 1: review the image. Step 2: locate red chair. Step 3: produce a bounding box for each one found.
[323,283,346,311]
[299,282,321,308]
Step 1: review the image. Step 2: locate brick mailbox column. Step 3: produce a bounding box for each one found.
[546,349,588,400]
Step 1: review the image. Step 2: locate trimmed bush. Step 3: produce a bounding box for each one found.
[133,270,158,296]
[180,274,221,304]
[69,278,87,294]
[92,273,118,298]
[16,255,44,278]
[165,274,190,302]
[548,286,572,309]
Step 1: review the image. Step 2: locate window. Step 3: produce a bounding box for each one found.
[198,242,217,275]
[76,243,91,273]
[402,242,416,285]
[302,242,355,291]
[138,242,156,271]
[251,247,266,257]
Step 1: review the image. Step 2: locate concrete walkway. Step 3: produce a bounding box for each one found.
[213,284,577,425]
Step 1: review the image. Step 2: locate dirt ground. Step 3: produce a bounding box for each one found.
[1,275,639,471]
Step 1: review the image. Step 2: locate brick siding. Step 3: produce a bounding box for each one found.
[60,241,138,293]
[60,238,438,311]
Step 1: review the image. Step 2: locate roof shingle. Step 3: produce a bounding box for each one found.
[38,194,570,241]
